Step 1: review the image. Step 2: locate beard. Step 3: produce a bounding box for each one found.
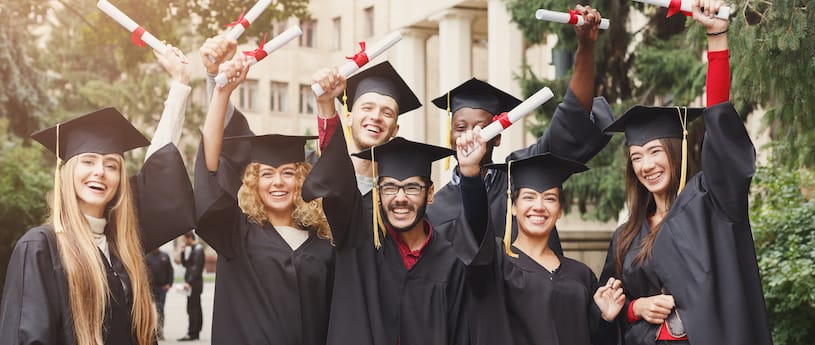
[381,194,428,233]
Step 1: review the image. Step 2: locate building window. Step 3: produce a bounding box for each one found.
[270,81,288,112]
[332,17,342,50]
[272,18,288,36]
[299,84,316,114]
[300,19,317,48]
[364,7,374,37]
[238,79,259,111]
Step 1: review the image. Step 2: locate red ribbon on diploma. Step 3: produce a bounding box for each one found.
[131,26,147,47]
[667,0,691,17]
[227,10,250,29]
[243,33,268,61]
[346,42,369,67]
[567,9,580,25]
[492,112,512,129]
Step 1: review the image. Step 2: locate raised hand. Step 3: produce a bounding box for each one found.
[456,126,488,177]
[573,4,602,44]
[593,277,626,321]
[200,36,238,75]
[312,66,347,118]
[216,54,251,94]
[692,0,729,33]
[155,45,190,84]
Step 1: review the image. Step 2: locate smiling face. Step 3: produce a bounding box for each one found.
[378,176,434,232]
[512,187,562,238]
[256,163,299,218]
[450,107,500,162]
[72,153,123,218]
[628,139,673,198]
[350,92,400,150]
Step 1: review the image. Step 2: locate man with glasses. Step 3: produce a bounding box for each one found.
[303,131,471,345]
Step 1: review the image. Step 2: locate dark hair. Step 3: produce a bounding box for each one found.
[613,137,695,278]
[510,186,565,206]
[183,231,196,240]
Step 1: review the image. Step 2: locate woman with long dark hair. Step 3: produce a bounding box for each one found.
[599,1,772,344]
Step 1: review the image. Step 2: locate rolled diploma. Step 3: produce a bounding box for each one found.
[310,31,403,96]
[97,0,169,56]
[633,0,730,19]
[535,9,610,30]
[225,0,274,41]
[479,87,555,141]
[214,26,303,87]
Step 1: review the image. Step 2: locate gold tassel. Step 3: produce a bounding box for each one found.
[342,89,354,151]
[371,146,386,249]
[504,160,519,258]
[444,90,452,170]
[677,107,689,194]
[53,123,65,233]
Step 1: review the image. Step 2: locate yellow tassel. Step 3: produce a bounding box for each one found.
[677,107,689,194]
[53,123,65,234]
[504,160,519,258]
[444,90,452,170]
[342,89,354,151]
[371,146,387,249]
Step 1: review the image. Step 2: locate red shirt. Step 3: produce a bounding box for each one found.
[317,113,340,154]
[387,220,433,270]
[707,49,730,106]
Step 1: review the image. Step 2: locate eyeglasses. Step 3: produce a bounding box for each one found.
[378,183,427,196]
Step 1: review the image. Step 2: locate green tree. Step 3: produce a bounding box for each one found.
[750,161,815,345]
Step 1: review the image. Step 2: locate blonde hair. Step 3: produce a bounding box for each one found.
[48,155,156,345]
[238,161,333,242]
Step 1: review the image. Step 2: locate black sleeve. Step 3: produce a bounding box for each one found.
[185,246,205,284]
[302,127,367,249]
[131,143,195,253]
[0,231,62,345]
[508,88,614,163]
[700,102,755,221]
[460,174,488,245]
[162,253,174,286]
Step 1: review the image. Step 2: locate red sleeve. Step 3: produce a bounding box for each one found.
[627,298,641,324]
[318,113,340,153]
[706,49,730,106]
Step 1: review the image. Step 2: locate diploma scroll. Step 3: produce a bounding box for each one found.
[463,87,555,157]
[97,0,169,56]
[633,0,731,19]
[310,31,402,97]
[207,0,274,63]
[214,27,302,87]
[535,9,610,30]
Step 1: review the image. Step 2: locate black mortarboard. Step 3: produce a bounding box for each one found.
[31,107,150,161]
[352,137,454,181]
[341,61,422,115]
[431,78,522,115]
[223,134,317,167]
[603,105,703,146]
[488,153,588,193]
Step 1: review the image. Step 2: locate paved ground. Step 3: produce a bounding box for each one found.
[158,278,214,345]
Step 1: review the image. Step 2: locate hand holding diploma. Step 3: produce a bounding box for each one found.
[633,0,731,19]
[535,9,610,30]
[463,87,555,157]
[97,0,169,56]
[205,0,274,63]
[214,26,302,87]
[200,36,238,75]
[311,31,403,96]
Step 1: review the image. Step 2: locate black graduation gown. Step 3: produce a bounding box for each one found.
[459,175,611,345]
[0,144,195,345]
[302,127,470,345]
[193,111,334,345]
[427,88,615,256]
[599,103,773,345]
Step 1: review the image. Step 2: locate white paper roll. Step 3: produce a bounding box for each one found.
[311,31,403,97]
[479,87,554,141]
[535,9,610,30]
[215,27,303,87]
[632,0,730,19]
[97,0,169,55]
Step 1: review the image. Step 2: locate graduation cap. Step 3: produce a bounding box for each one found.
[487,153,588,258]
[223,134,318,167]
[352,137,455,248]
[604,105,703,193]
[431,78,522,115]
[31,107,150,161]
[340,61,422,115]
[30,107,150,233]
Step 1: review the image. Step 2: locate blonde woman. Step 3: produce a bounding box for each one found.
[0,48,195,345]
[195,53,333,345]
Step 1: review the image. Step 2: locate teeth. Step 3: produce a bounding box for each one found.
[270,192,287,197]
[365,126,381,133]
[529,216,547,222]
[646,173,662,181]
[392,208,411,214]
[87,182,105,191]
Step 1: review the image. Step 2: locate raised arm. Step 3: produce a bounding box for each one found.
[202,54,250,171]
[145,46,191,160]
[312,66,347,152]
[201,36,238,127]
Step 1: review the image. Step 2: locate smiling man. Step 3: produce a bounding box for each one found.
[303,130,471,345]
